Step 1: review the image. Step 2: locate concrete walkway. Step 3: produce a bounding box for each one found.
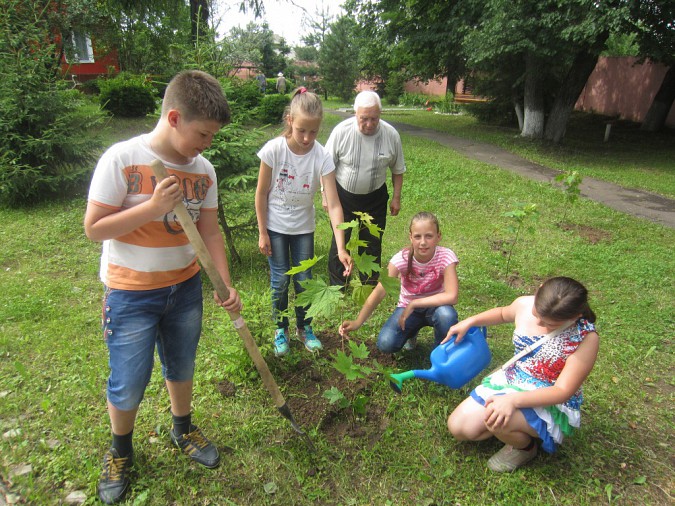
[328,111,675,229]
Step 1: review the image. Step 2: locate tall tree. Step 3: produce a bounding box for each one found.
[346,0,473,95]
[318,15,360,101]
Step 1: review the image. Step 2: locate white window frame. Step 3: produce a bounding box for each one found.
[66,32,94,64]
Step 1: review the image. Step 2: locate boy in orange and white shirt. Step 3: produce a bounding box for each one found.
[85,70,241,504]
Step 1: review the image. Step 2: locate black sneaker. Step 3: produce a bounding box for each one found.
[97,448,132,504]
[170,425,220,468]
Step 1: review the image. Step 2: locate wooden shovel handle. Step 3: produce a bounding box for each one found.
[149,159,286,408]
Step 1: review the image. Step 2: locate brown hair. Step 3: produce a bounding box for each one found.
[405,212,441,279]
[534,276,596,323]
[282,87,323,137]
[161,70,231,125]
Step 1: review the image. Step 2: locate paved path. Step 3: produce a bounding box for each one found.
[328,111,675,229]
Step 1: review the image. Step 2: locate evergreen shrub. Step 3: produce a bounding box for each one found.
[256,94,291,125]
[99,73,157,117]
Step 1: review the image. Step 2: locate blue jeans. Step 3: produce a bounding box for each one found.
[268,230,314,330]
[102,273,203,411]
[377,305,458,354]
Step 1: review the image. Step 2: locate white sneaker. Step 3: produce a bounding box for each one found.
[487,444,537,472]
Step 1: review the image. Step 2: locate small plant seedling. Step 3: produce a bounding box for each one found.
[285,213,400,419]
[554,170,583,223]
[502,202,539,280]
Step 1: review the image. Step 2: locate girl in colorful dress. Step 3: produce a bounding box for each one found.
[339,211,459,353]
[255,88,352,356]
[444,276,599,472]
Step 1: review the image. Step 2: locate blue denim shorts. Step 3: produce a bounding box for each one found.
[102,273,203,411]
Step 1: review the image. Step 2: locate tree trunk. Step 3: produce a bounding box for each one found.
[641,65,675,132]
[190,0,209,44]
[521,51,545,138]
[544,49,603,143]
[512,92,524,132]
[217,197,241,265]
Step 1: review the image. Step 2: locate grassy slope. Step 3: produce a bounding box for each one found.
[0,114,672,505]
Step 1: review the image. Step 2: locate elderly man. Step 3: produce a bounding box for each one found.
[323,90,406,286]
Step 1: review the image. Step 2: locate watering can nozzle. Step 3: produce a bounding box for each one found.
[389,370,415,394]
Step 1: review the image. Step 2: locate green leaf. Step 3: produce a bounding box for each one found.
[337,219,359,231]
[346,235,368,253]
[285,255,322,275]
[334,350,367,380]
[323,386,345,404]
[363,220,383,239]
[354,252,380,276]
[352,394,368,416]
[296,277,343,319]
[348,341,370,360]
[351,283,374,305]
[379,272,401,298]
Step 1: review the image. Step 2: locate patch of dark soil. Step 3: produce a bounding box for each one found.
[278,331,397,443]
[216,378,237,398]
[559,222,612,244]
[506,272,524,288]
[489,238,512,256]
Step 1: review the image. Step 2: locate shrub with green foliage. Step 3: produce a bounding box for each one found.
[256,94,290,125]
[400,92,429,107]
[0,1,105,206]
[99,73,158,117]
[384,71,406,105]
[220,77,262,119]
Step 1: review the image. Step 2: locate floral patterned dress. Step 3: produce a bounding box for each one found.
[471,318,597,453]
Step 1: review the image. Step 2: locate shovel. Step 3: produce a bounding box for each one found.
[150,159,314,450]
[389,326,490,393]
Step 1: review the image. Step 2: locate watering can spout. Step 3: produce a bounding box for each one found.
[389,370,415,394]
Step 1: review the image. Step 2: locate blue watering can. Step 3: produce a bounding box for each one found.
[389,326,491,393]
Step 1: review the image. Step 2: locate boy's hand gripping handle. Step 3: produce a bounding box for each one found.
[149,160,293,415]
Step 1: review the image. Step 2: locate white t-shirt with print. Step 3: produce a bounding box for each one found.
[257,136,335,234]
[88,134,218,290]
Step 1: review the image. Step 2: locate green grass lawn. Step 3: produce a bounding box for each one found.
[0,114,673,505]
[379,109,675,199]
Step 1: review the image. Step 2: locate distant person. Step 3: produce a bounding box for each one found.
[85,70,242,504]
[276,72,287,94]
[324,90,406,286]
[255,87,352,356]
[256,72,267,93]
[339,212,458,353]
[444,277,599,472]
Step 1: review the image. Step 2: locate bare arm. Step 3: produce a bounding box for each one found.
[339,262,399,336]
[390,173,403,216]
[322,172,352,276]
[442,296,522,344]
[254,161,273,256]
[84,176,183,242]
[196,209,241,312]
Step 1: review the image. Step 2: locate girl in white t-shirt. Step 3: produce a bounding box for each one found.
[255,88,352,357]
[339,212,459,353]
